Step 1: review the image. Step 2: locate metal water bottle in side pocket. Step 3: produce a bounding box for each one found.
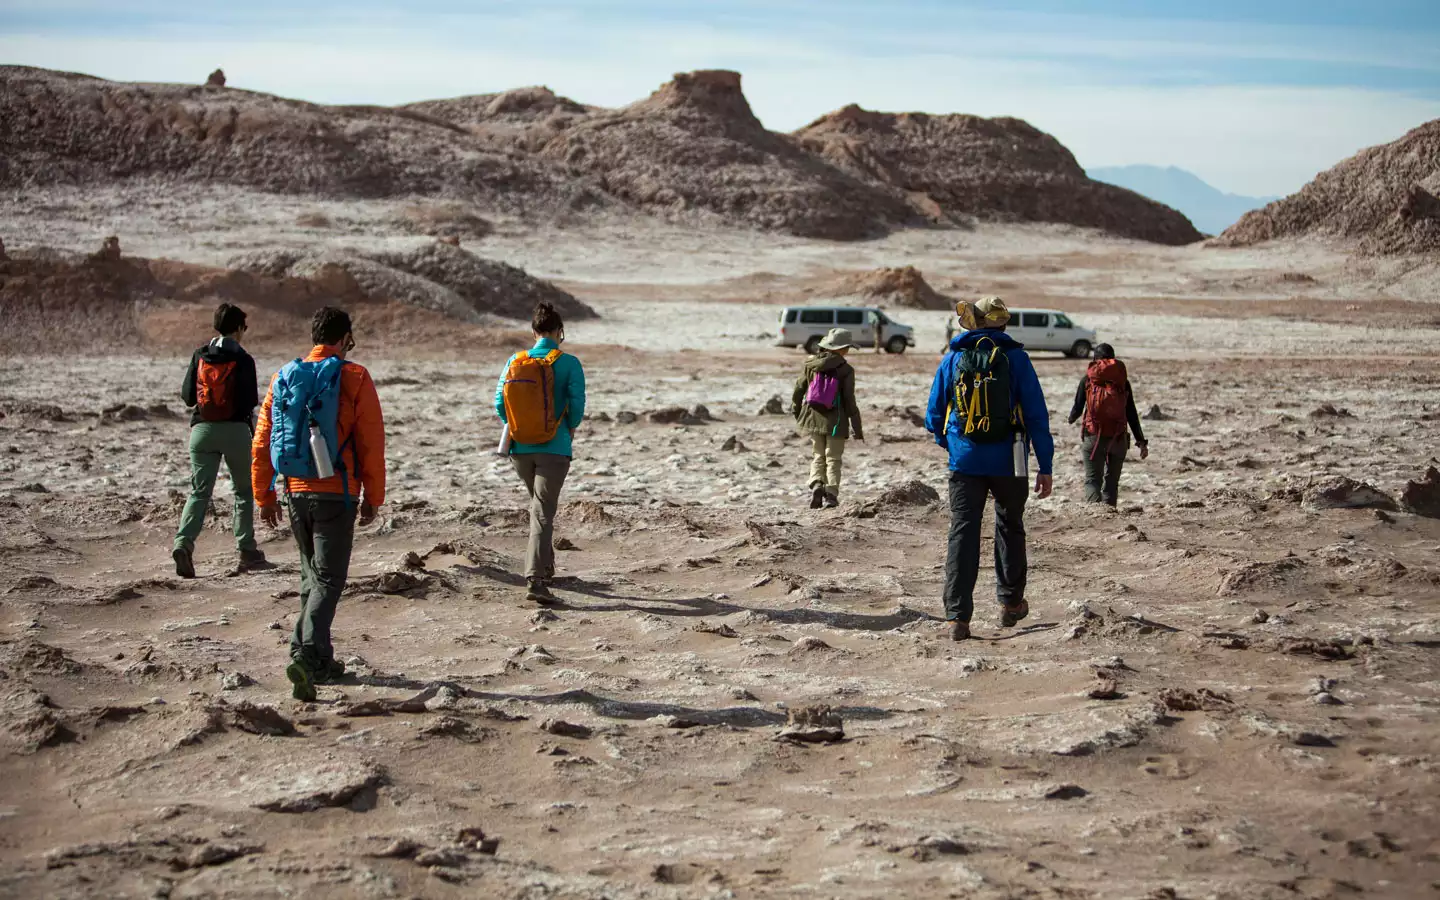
[495,423,513,457]
[309,424,335,479]
[1012,431,1029,479]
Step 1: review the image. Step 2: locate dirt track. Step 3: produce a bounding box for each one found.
[2,316,1439,897]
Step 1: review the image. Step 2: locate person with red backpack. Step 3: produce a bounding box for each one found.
[792,328,864,509]
[173,303,263,578]
[495,301,587,606]
[1068,343,1148,507]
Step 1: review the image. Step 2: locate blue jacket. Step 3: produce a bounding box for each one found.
[494,338,586,457]
[925,330,1054,476]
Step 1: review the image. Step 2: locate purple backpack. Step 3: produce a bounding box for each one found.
[805,370,840,411]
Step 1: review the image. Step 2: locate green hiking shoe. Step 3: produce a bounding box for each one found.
[526,578,559,607]
[314,658,346,684]
[286,661,317,702]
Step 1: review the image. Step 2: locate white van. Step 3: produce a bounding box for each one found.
[776,306,916,354]
[948,308,1097,357]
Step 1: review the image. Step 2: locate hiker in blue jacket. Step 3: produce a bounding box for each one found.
[925,296,1054,641]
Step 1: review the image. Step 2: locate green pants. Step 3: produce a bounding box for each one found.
[174,422,256,553]
[287,495,357,670]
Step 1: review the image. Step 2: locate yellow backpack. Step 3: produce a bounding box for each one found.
[502,349,565,444]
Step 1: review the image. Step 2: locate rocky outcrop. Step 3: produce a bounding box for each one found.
[205,69,226,88]
[534,71,914,239]
[792,105,1203,244]
[826,266,951,310]
[1217,120,1440,255]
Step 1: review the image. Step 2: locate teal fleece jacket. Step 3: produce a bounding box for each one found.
[494,338,586,457]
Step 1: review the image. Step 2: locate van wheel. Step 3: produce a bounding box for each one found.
[804,336,823,354]
[1068,340,1092,359]
[885,336,908,354]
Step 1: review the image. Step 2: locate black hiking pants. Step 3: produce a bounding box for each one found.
[943,473,1028,623]
[1082,432,1129,506]
[287,494,357,671]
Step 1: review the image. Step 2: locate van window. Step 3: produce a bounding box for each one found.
[799,309,834,325]
[1053,313,1073,329]
[785,310,798,324]
[1021,313,1049,328]
[835,309,864,325]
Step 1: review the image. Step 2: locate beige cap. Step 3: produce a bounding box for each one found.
[955,295,1010,331]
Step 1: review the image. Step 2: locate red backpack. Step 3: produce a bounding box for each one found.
[196,351,237,422]
[1083,358,1129,439]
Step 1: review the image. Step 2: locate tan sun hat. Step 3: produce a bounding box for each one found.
[818,328,855,351]
[956,296,1011,331]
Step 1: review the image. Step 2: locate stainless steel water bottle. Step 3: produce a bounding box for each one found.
[309,425,335,478]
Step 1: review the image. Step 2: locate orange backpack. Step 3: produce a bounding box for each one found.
[196,354,237,422]
[502,349,565,444]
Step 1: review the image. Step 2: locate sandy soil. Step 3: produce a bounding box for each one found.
[2,202,1440,898]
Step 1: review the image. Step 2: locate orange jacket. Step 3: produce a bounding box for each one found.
[251,346,386,508]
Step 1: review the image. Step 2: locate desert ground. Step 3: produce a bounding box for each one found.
[1,197,1439,899]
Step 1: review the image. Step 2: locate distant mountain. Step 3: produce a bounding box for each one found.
[1086,165,1276,236]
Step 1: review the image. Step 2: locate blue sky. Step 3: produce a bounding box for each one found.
[2,0,1437,196]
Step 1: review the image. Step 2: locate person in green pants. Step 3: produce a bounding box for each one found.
[173,303,264,578]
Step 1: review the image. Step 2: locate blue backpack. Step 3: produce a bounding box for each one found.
[269,356,351,489]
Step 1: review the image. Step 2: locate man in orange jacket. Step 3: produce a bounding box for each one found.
[252,307,386,701]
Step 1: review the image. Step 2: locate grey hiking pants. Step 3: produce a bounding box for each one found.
[513,453,571,580]
[1082,432,1130,506]
[287,495,356,670]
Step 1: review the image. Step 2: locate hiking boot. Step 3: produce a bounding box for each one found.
[526,578,558,607]
[238,548,268,569]
[314,658,346,684]
[821,491,839,509]
[1000,600,1030,628]
[285,660,317,702]
[809,485,826,509]
[949,620,971,641]
[172,547,195,579]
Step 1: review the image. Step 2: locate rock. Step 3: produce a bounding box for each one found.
[787,636,833,654]
[553,537,578,551]
[757,395,786,415]
[438,234,460,247]
[220,671,257,691]
[368,838,422,859]
[0,237,6,262]
[17,482,48,493]
[1141,404,1169,421]
[646,406,707,426]
[253,760,386,812]
[456,826,499,855]
[1041,783,1089,800]
[1293,731,1337,748]
[1308,403,1354,419]
[691,621,739,638]
[529,609,560,624]
[1312,692,1343,706]
[414,847,469,868]
[720,436,748,452]
[205,68,226,87]
[650,714,702,729]
[615,411,638,425]
[1304,476,1397,511]
[1400,466,1440,518]
[692,404,716,421]
[184,842,260,869]
[876,480,940,506]
[92,235,121,262]
[898,834,970,861]
[651,862,725,886]
[1158,688,1234,712]
[776,704,844,743]
[539,718,593,739]
[821,265,952,309]
[1086,678,1123,701]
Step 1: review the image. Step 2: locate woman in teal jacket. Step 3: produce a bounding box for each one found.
[494,302,586,605]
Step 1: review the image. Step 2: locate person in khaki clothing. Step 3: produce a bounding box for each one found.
[793,328,864,509]
[494,302,586,606]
